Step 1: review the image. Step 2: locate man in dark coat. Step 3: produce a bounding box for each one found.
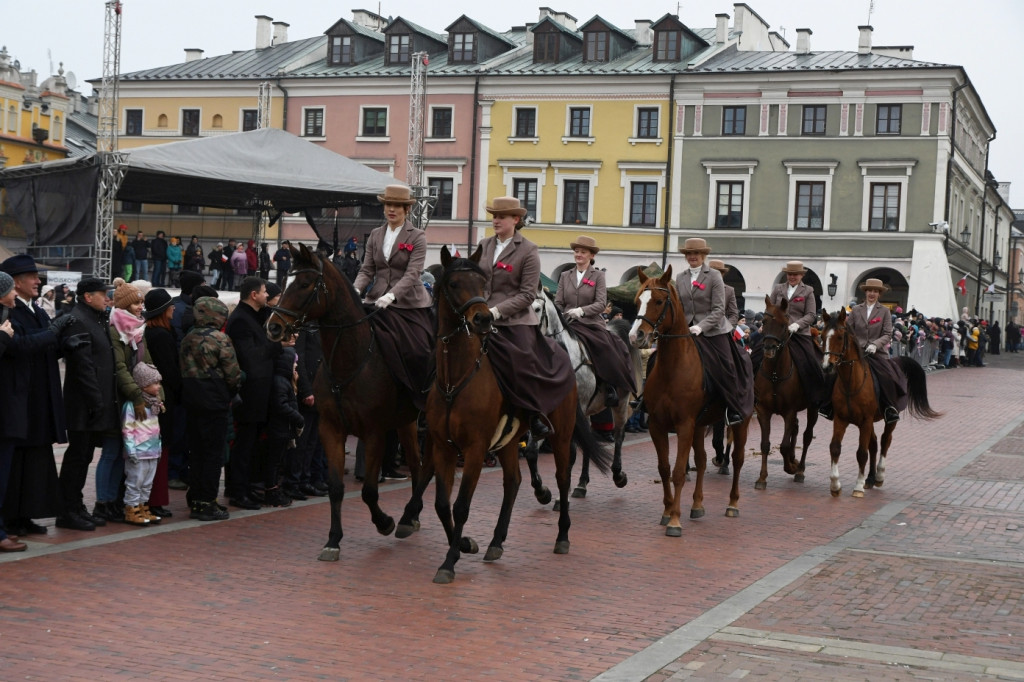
[0,254,73,536]
[226,276,280,509]
[56,277,119,531]
[131,231,151,282]
[273,241,292,285]
[151,231,168,287]
[282,325,327,498]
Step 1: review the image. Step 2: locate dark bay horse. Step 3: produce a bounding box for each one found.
[753,295,819,489]
[820,308,941,497]
[266,243,433,561]
[628,268,747,537]
[427,246,610,584]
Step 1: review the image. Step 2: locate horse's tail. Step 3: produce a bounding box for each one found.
[572,402,613,475]
[897,357,943,420]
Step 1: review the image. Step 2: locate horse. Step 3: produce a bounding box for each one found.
[753,295,819,489]
[532,288,641,499]
[265,243,433,561]
[628,267,747,536]
[427,246,611,584]
[819,308,941,497]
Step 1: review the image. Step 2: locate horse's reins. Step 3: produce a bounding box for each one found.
[825,325,871,414]
[638,286,693,342]
[758,325,796,392]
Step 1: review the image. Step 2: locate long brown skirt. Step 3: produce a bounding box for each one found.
[486,324,574,415]
[695,333,754,418]
[370,306,435,411]
[788,333,827,406]
[567,322,637,394]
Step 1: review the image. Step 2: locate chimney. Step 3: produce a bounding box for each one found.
[858,25,873,54]
[255,15,273,49]
[184,48,204,62]
[716,13,729,44]
[796,27,812,54]
[634,20,653,45]
[272,21,289,46]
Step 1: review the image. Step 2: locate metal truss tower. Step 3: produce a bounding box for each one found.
[406,52,436,228]
[252,81,273,245]
[94,0,126,279]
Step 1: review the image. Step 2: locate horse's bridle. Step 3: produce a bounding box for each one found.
[437,266,491,344]
[758,322,795,388]
[266,258,328,338]
[822,325,856,368]
[637,286,690,341]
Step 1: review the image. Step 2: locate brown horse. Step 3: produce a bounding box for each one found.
[266,244,433,561]
[427,246,610,584]
[820,308,941,497]
[628,267,747,536]
[753,295,819,489]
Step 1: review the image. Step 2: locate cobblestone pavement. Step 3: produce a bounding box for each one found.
[1,354,1022,680]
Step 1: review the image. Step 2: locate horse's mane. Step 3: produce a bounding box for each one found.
[293,247,363,310]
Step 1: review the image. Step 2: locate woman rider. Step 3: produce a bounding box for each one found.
[351,184,433,408]
[767,260,826,409]
[674,237,753,426]
[555,235,636,407]
[478,196,574,438]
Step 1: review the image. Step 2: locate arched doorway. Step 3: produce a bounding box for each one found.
[773,267,824,310]
[854,268,908,310]
[551,262,575,282]
[723,266,748,314]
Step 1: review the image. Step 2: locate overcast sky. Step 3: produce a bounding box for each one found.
[6,0,1022,206]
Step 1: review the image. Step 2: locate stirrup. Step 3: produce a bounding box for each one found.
[883,406,900,424]
[531,415,553,440]
[725,409,743,426]
[603,386,620,407]
[818,404,834,421]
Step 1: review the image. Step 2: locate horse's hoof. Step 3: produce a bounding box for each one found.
[725,507,740,518]
[690,508,706,519]
[460,537,479,554]
[318,547,340,562]
[659,515,670,526]
[483,546,503,562]
[665,525,682,537]
[378,518,396,536]
[718,466,730,476]
[851,489,865,498]
[754,480,767,490]
[874,480,884,488]
[553,540,570,554]
[553,499,566,512]
[433,569,455,584]
[571,486,587,499]
[395,520,420,539]
[613,471,628,488]
[794,474,805,483]
[830,488,841,497]
[536,487,552,505]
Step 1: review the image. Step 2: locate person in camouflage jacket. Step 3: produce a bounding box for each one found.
[179,296,242,520]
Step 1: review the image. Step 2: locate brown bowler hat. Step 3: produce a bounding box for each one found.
[485,196,527,217]
[708,259,729,274]
[569,235,599,254]
[859,278,889,293]
[781,261,807,274]
[678,237,711,255]
[377,184,417,206]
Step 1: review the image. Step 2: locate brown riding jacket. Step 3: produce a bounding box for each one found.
[555,266,607,329]
[478,231,540,327]
[352,220,432,309]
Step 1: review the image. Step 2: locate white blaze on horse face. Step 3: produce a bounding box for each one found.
[629,290,651,345]
[821,329,834,369]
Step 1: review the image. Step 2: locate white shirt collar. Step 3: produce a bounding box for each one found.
[17,295,34,309]
[381,223,403,262]
[787,284,798,298]
[689,266,701,283]
[493,236,514,263]
[576,269,586,285]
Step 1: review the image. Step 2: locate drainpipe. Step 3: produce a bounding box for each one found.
[275,77,290,132]
[467,76,480,252]
[661,74,676,271]
[943,80,969,224]
[974,132,997,316]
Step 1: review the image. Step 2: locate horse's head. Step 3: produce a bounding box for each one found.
[760,294,791,360]
[266,243,329,342]
[629,265,675,349]
[820,307,856,373]
[532,286,564,338]
[437,245,492,335]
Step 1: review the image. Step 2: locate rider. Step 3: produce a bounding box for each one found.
[555,235,636,407]
[709,259,740,329]
[675,238,753,426]
[479,196,574,439]
[768,260,826,408]
[351,184,434,408]
[821,278,906,424]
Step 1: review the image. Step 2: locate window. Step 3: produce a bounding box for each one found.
[177,204,199,215]
[630,182,658,226]
[242,109,258,132]
[723,106,746,136]
[654,30,680,61]
[51,116,62,142]
[431,108,452,138]
[388,34,410,64]
[329,36,353,65]
[715,182,744,228]
[6,104,15,132]
[451,33,474,63]
[121,201,142,213]
[182,109,200,136]
[802,105,826,135]
[794,182,825,230]
[877,104,902,135]
[562,180,589,224]
[427,178,454,219]
[361,108,387,137]
[303,108,324,137]
[534,33,559,63]
[569,107,591,137]
[513,179,538,218]
[637,108,658,138]
[585,32,608,62]
[869,183,901,231]
[514,108,536,138]
[125,109,142,136]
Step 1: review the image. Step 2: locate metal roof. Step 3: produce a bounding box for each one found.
[688,44,952,74]
[65,110,97,159]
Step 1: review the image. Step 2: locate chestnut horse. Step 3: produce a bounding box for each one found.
[628,268,747,537]
[266,244,433,561]
[753,295,819,489]
[427,246,610,584]
[820,308,941,497]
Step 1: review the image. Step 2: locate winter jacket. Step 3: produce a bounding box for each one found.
[122,401,161,461]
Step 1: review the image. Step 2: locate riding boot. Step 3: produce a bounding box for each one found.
[725,409,742,426]
[603,385,619,407]
[531,414,553,440]
[883,405,900,424]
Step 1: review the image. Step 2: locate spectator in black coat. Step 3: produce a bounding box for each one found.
[263,348,304,507]
[0,272,26,551]
[131,231,151,282]
[273,241,292,285]
[151,231,168,287]
[283,325,327,498]
[259,243,272,281]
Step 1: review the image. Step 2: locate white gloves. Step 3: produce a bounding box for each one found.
[788,323,800,333]
[489,307,501,320]
[375,292,396,309]
[689,325,702,336]
[566,308,584,319]
[865,343,877,355]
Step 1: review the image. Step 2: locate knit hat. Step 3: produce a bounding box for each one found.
[0,271,13,298]
[265,281,282,299]
[113,279,144,309]
[132,362,162,390]
[178,269,204,295]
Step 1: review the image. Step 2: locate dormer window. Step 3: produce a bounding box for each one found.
[329,36,353,65]
[534,33,559,63]
[654,30,680,61]
[584,31,608,62]
[451,32,475,63]
[388,34,410,64]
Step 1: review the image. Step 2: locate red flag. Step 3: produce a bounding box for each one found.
[956,277,967,295]
[451,242,461,258]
